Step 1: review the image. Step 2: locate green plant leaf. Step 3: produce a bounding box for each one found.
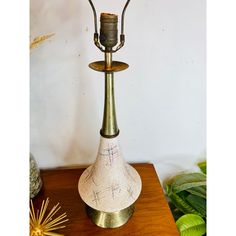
[198,161,207,174]
[168,202,184,221]
[178,190,190,200]
[166,185,202,216]
[186,186,206,199]
[186,194,206,217]
[171,173,206,193]
[176,214,206,236]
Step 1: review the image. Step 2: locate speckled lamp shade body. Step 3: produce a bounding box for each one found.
[78,136,142,213]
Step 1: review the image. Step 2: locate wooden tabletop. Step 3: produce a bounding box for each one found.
[32,163,179,236]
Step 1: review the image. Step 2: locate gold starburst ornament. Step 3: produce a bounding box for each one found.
[30,198,69,236]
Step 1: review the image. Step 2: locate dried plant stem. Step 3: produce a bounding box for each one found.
[30,33,55,50]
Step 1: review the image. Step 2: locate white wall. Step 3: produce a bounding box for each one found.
[30,0,206,182]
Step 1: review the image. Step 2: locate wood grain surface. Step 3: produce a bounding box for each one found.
[32,163,179,236]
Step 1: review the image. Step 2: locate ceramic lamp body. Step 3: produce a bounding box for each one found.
[78,136,142,213]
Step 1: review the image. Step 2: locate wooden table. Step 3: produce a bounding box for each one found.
[32,163,179,235]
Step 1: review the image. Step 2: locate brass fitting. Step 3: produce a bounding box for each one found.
[100,13,118,51]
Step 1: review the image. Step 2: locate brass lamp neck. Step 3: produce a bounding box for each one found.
[87,0,131,137]
[100,52,119,138]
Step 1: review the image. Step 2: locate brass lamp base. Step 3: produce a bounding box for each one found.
[86,204,135,228]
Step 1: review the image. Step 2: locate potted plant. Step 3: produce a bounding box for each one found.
[165,161,206,236]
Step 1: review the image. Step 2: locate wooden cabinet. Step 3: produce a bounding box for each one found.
[32,164,179,235]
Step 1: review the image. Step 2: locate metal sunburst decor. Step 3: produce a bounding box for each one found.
[30,198,69,236]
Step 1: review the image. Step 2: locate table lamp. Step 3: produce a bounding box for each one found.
[78,0,142,228]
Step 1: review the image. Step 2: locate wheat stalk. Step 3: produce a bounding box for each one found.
[30,33,55,50]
